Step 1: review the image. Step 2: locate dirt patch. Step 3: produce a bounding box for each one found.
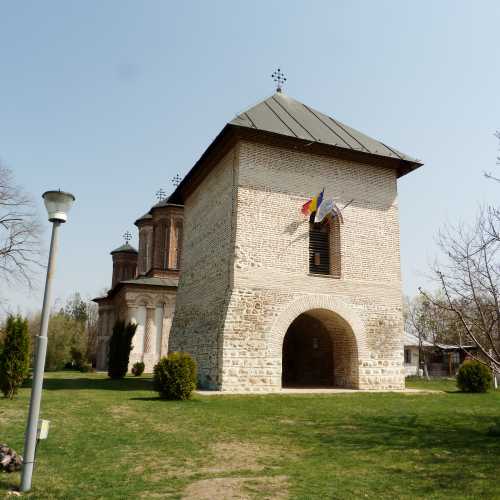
[133,441,297,484]
[131,451,196,481]
[107,405,145,432]
[182,475,289,500]
[108,405,137,418]
[0,407,23,425]
[201,441,282,474]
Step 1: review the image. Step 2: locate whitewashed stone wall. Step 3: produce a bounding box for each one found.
[170,140,406,391]
[168,148,238,389]
[95,286,177,373]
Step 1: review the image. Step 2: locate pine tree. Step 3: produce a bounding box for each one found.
[107,320,137,379]
[0,315,30,399]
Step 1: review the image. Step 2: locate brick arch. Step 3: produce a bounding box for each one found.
[268,295,368,388]
[134,294,155,307]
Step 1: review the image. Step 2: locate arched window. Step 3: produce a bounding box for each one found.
[162,222,170,270]
[175,221,183,270]
[309,214,341,277]
[146,230,153,272]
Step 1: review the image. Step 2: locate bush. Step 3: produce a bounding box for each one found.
[36,313,86,371]
[0,316,30,399]
[153,352,197,400]
[457,360,492,393]
[79,361,94,373]
[107,321,137,379]
[131,361,145,377]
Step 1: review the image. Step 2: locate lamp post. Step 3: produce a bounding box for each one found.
[20,190,75,493]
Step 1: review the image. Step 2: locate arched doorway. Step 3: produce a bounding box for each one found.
[281,309,359,389]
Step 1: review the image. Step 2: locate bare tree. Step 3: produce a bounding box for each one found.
[0,164,42,291]
[405,294,460,378]
[420,208,500,374]
[484,131,500,182]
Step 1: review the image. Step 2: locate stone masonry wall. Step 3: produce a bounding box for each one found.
[168,147,238,389]
[219,140,405,391]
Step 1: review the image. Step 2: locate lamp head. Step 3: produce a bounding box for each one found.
[42,190,75,223]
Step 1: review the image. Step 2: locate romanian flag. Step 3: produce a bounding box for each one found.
[301,189,324,216]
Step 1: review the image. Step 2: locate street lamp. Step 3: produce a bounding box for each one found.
[20,190,75,493]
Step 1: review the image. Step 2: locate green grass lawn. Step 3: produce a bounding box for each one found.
[1,373,500,499]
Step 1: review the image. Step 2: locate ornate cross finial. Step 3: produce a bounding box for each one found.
[123,231,132,244]
[171,174,182,187]
[155,188,167,201]
[271,68,287,93]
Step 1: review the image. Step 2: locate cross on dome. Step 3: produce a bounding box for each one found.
[155,188,167,201]
[123,231,132,244]
[171,174,182,187]
[271,68,287,93]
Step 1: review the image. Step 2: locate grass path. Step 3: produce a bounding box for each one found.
[1,373,499,499]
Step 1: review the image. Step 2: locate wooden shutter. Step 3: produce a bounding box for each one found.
[309,215,330,275]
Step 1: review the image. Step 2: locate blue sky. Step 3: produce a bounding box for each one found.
[1,0,499,313]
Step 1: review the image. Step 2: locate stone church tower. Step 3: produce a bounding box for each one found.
[93,199,183,372]
[167,90,422,391]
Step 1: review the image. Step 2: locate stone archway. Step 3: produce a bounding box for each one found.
[269,295,367,390]
[281,309,359,388]
[282,313,334,387]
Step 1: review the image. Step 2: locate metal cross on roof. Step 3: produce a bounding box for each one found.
[155,188,167,201]
[171,174,182,187]
[271,68,287,93]
[123,231,132,244]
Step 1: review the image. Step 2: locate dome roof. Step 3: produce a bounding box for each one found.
[134,212,153,225]
[110,243,138,255]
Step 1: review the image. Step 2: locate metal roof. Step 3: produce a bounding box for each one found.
[134,197,185,226]
[404,332,475,351]
[120,276,178,287]
[135,212,153,225]
[110,243,138,255]
[230,92,420,164]
[92,276,178,303]
[404,332,434,348]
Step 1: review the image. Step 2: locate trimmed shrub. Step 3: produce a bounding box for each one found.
[457,360,492,393]
[107,321,137,379]
[0,316,30,399]
[153,352,197,400]
[131,361,145,377]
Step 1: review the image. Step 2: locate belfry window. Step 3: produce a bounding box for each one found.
[309,214,330,274]
[309,213,341,277]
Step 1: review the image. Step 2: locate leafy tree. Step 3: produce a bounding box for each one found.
[27,293,98,371]
[107,321,137,379]
[0,315,30,399]
[64,292,88,323]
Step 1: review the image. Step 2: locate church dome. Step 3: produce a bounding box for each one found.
[110,243,138,255]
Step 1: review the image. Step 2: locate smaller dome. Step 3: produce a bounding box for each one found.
[110,243,138,255]
[151,196,172,209]
[134,212,153,225]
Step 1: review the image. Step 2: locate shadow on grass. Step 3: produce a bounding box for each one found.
[310,413,500,496]
[35,376,155,392]
[129,396,203,403]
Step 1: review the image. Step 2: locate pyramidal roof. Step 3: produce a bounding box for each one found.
[229,92,419,164]
[169,92,422,203]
